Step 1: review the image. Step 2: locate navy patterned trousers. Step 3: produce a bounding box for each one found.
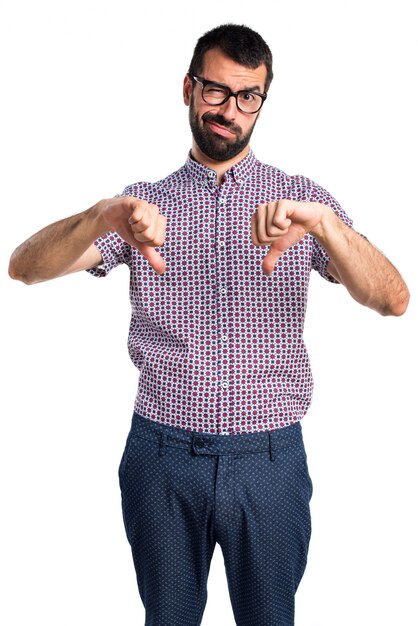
[119,412,313,626]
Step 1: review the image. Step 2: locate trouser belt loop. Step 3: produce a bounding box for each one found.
[268,431,275,462]
[159,432,167,457]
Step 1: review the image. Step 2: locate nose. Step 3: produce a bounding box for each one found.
[216,94,239,121]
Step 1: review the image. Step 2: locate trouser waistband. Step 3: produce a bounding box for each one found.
[129,412,304,461]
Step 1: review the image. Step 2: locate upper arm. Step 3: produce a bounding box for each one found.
[61,243,103,276]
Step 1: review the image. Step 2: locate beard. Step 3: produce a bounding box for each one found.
[188,95,258,162]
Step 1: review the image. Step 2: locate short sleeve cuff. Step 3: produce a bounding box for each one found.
[311,239,339,283]
[86,230,131,278]
[86,240,116,277]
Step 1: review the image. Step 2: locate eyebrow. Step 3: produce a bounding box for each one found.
[243,85,263,93]
[205,78,263,93]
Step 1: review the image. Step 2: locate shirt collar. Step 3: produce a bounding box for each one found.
[184,149,256,186]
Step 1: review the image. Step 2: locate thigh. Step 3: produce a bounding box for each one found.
[119,433,217,625]
[221,441,313,626]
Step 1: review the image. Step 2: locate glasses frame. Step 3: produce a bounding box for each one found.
[190,75,267,114]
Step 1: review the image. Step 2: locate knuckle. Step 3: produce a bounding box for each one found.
[144,225,156,241]
[259,235,272,245]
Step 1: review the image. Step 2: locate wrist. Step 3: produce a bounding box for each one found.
[310,203,338,242]
[87,200,109,238]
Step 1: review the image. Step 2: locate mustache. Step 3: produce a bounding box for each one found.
[202,112,241,135]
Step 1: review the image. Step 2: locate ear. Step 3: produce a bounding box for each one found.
[183,74,192,106]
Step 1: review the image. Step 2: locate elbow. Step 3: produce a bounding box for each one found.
[8,265,32,285]
[8,257,36,285]
[8,259,22,282]
[380,288,410,317]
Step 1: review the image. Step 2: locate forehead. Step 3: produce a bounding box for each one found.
[201,48,267,90]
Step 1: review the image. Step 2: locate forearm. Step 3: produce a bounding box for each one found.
[311,205,410,316]
[9,202,107,284]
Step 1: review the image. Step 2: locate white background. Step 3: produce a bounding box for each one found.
[1,0,417,624]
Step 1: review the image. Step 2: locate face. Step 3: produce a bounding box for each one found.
[184,49,268,163]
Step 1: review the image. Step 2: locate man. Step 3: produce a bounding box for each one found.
[9,23,409,626]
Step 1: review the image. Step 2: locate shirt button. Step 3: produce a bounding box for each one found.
[219,241,225,248]
[222,334,228,342]
[220,288,227,295]
[221,381,228,389]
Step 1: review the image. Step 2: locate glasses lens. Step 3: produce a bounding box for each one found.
[200,80,264,114]
[202,83,230,105]
[237,92,263,113]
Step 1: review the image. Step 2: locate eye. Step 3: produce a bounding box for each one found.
[240,92,256,102]
[206,86,228,96]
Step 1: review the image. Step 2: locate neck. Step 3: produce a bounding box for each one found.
[190,141,250,185]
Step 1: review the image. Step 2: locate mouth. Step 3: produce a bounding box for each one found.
[204,120,236,138]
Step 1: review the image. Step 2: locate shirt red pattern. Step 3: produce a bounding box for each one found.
[88,150,352,434]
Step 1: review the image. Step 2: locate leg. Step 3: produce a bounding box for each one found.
[119,432,217,626]
[217,439,313,626]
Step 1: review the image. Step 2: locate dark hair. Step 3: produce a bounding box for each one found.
[188,23,273,92]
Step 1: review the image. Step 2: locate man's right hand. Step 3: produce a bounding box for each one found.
[9,196,167,285]
[99,197,167,275]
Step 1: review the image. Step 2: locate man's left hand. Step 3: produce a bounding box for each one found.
[251,199,324,275]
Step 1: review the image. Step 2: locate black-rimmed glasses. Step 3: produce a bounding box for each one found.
[190,75,267,114]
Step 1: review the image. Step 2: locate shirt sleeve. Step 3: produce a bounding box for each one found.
[308,180,354,283]
[86,230,132,277]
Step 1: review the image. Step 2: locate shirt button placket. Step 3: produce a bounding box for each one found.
[216,191,230,435]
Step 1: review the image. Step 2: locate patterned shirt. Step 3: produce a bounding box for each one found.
[88,150,352,435]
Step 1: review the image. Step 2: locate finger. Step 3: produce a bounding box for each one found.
[252,210,270,245]
[255,204,275,245]
[128,201,163,236]
[251,212,262,245]
[136,215,166,246]
[255,202,291,244]
[132,207,165,243]
[133,221,158,243]
[137,244,166,275]
[270,201,292,233]
[265,202,290,238]
[262,242,284,276]
[256,204,269,243]
[128,200,149,224]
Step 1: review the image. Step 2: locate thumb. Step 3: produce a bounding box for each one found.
[138,244,166,275]
[261,243,284,276]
